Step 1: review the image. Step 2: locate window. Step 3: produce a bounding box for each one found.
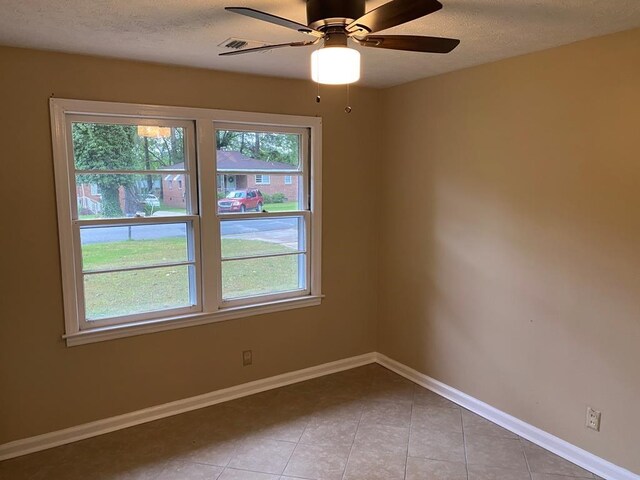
[284,175,293,185]
[255,174,270,185]
[216,125,309,304]
[90,183,101,196]
[51,99,322,346]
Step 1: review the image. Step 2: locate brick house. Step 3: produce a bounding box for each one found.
[161,172,187,208]
[160,151,298,206]
[78,151,298,214]
[216,150,298,200]
[76,183,103,215]
[77,179,162,215]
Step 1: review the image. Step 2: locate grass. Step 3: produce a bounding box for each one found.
[82,237,187,270]
[82,237,300,320]
[263,201,298,212]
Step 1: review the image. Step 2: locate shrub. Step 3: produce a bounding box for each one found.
[265,192,287,204]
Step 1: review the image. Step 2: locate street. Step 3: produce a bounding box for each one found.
[80,217,300,245]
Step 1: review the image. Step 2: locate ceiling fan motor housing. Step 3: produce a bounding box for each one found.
[306,0,366,30]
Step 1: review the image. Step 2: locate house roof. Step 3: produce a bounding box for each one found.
[161,151,295,172]
[216,150,295,171]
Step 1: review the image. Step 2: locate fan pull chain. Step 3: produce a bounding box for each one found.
[345,83,352,113]
[316,80,321,103]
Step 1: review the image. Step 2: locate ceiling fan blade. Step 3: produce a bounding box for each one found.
[357,35,460,53]
[219,40,318,57]
[347,0,442,35]
[225,7,323,38]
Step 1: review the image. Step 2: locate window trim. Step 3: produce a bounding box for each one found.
[51,98,323,347]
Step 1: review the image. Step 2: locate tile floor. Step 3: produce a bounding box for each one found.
[0,364,602,480]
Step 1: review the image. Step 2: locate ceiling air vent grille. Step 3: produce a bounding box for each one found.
[218,38,267,51]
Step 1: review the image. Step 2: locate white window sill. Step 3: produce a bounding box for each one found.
[63,295,324,347]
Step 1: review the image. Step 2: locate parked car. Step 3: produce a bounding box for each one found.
[218,189,263,213]
[144,194,160,207]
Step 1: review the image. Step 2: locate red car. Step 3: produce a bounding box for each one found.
[218,189,263,213]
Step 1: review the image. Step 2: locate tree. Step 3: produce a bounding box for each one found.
[73,123,138,217]
[216,130,300,166]
[73,124,185,217]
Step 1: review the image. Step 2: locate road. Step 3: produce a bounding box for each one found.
[80,217,299,244]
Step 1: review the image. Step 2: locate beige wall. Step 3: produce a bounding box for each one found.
[0,46,380,443]
[379,28,640,473]
[2,27,639,474]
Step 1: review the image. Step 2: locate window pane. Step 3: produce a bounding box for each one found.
[222,254,306,300]
[216,174,303,213]
[72,122,186,171]
[84,265,193,320]
[75,174,188,219]
[221,217,304,259]
[216,130,300,170]
[80,223,189,271]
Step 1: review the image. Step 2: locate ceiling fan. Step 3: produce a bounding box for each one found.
[220,0,460,85]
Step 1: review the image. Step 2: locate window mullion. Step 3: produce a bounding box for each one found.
[196,119,220,313]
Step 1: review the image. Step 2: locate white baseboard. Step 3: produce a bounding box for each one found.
[0,352,377,462]
[375,353,639,480]
[1,351,637,480]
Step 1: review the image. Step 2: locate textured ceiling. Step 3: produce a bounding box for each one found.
[1,0,639,87]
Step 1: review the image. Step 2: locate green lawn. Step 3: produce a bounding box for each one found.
[82,237,187,270]
[82,237,300,320]
[263,201,298,212]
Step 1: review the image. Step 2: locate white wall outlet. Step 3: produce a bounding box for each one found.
[586,406,601,431]
[242,350,253,366]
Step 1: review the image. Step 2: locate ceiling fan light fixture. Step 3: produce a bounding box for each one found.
[311,46,360,85]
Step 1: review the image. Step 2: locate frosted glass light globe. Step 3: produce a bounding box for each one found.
[311,47,360,85]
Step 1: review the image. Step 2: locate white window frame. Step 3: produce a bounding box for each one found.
[51,98,323,346]
[215,123,309,308]
[284,175,293,185]
[254,174,271,185]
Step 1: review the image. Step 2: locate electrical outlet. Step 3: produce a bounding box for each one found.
[586,407,601,431]
[242,350,253,366]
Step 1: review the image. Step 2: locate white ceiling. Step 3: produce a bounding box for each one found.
[1,0,639,88]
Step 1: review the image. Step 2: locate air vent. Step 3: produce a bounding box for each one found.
[218,37,268,51]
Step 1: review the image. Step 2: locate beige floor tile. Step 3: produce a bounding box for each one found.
[531,474,596,480]
[227,439,296,475]
[462,410,519,439]
[343,446,407,480]
[156,460,223,479]
[360,399,413,427]
[0,364,600,480]
[523,441,594,478]
[411,404,463,433]
[408,427,466,463]
[366,382,416,404]
[465,434,529,472]
[467,464,532,479]
[405,457,467,480]
[299,418,359,447]
[177,438,240,467]
[353,423,410,454]
[413,387,460,409]
[283,443,351,480]
[310,396,365,423]
[243,411,310,444]
[219,468,280,480]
